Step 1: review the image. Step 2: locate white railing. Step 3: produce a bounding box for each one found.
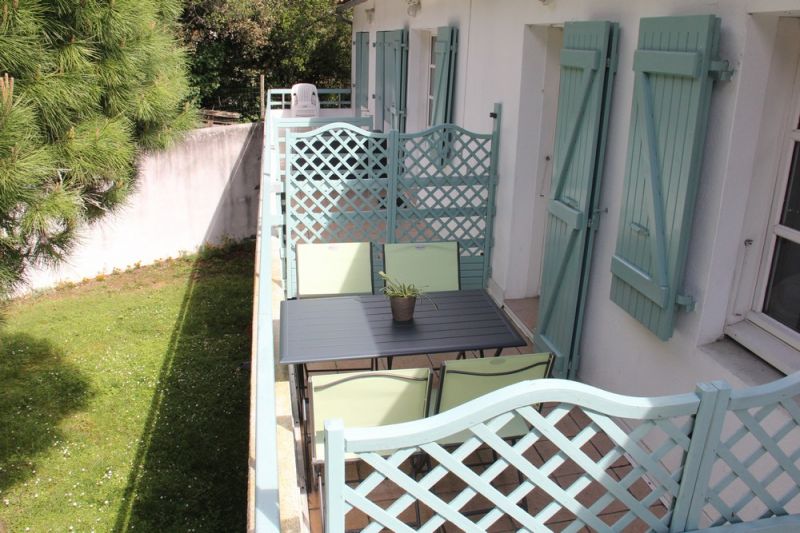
[267,88,353,110]
[251,95,373,531]
[251,121,280,531]
[324,374,800,532]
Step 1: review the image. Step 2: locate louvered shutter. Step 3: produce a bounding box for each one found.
[354,32,369,110]
[374,31,386,128]
[431,26,458,125]
[385,29,408,132]
[609,15,733,340]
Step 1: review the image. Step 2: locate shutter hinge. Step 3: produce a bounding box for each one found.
[588,207,607,230]
[709,60,734,81]
[676,293,695,312]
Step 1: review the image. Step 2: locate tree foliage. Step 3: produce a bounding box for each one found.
[181,0,351,115]
[0,0,195,297]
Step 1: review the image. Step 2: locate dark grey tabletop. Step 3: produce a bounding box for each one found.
[279,289,526,364]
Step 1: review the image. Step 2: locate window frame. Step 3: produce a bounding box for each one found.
[748,71,800,351]
[725,31,800,373]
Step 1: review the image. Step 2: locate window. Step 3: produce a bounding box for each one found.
[725,26,800,373]
[751,90,800,347]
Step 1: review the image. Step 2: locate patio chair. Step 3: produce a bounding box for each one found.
[382,241,460,368]
[382,241,460,292]
[290,82,320,118]
[432,352,553,520]
[435,352,553,421]
[296,241,373,298]
[308,367,433,526]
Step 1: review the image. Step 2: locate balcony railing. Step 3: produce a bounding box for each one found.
[267,88,353,110]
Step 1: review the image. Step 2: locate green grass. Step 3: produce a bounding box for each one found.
[0,242,254,532]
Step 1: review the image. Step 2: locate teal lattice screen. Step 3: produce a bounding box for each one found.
[283,105,501,298]
[323,373,800,532]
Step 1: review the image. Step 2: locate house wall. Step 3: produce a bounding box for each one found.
[23,123,263,293]
[351,0,800,395]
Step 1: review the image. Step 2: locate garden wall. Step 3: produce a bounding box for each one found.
[23,123,262,293]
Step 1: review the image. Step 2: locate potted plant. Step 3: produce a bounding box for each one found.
[379,271,424,322]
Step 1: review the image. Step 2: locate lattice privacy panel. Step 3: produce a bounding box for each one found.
[284,115,499,298]
[698,378,800,528]
[324,375,800,532]
[263,111,375,295]
[341,404,690,532]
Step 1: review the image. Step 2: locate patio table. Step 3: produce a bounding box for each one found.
[279,289,527,366]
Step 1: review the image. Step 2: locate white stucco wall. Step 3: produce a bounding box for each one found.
[352,0,800,396]
[23,123,263,293]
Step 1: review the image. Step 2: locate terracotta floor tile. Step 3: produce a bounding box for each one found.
[503,297,539,332]
[303,361,338,374]
[555,413,582,438]
[600,511,655,532]
[580,440,603,461]
[626,476,654,500]
[335,358,376,371]
[589,433,630,468]
[545,519,591,532]
[569,406,593,427]
[554,472,627,515]
[611,463,634,481]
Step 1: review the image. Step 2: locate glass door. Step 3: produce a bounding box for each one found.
[752,97,800,348]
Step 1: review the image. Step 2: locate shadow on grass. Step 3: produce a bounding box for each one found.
[113,241,254,532]
[0,333,91,492]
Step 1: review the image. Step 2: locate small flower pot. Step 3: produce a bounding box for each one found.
[390,296,416,322]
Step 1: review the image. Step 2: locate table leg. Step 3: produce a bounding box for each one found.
[493,348,503,357]
[295,363,307,424]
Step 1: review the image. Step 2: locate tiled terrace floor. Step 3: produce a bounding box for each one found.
[299,347,669,532]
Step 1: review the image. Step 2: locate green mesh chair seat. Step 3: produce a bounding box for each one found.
[382,242,460,292]
[296,242,373,298]
[434,352,554,444]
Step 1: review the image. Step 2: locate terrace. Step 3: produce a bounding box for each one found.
[249,89,800,533]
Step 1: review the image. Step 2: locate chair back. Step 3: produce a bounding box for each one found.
[297,242,373,298]
[383,242,460,292]
[309,368,432,462]
[435,353,553,441]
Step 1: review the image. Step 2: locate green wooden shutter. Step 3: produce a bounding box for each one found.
[355,32,369,110]
[431,26,458,125]
[610,15,733,340]
[374,32,386,128]
[534,21,619,379]
[385,29,408,132]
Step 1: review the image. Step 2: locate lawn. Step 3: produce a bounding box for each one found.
[0,242,254,532]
